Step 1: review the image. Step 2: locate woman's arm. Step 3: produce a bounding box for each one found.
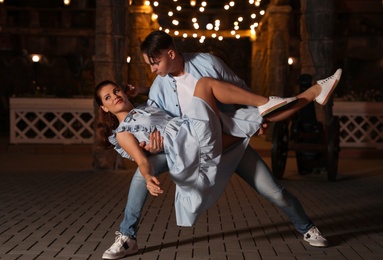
[116,132,163,196]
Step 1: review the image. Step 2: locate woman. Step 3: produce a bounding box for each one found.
[95,70,341,226]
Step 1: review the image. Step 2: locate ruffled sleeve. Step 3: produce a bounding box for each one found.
[108,109,158,161]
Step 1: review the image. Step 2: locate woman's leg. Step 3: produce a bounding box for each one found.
[193,77,269,114]
[194,69,341,123]
[193,77,317,121]
[263,85,320,122]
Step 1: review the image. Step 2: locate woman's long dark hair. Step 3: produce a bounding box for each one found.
[94,80,127,149]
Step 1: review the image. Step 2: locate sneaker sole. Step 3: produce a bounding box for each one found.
[261,99,298,117]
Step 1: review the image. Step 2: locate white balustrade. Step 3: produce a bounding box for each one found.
[10,98,95,144]
[333,101,383,148]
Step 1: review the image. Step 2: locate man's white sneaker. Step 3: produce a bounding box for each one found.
[258,96,297,117]
[303,226,328,247]
[315,68,342,105]
[102,231,138,259]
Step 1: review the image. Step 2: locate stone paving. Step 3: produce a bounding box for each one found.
[0,140,383,260]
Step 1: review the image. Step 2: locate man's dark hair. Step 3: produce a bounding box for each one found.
[140,30,175,62]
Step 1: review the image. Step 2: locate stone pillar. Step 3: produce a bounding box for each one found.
[267,4,292,96]
[300,0,334,124]
[127,3,159,88]
[250,2,291,97]
[93,0,128,170]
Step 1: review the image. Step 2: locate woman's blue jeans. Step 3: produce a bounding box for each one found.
[119,146,312,238]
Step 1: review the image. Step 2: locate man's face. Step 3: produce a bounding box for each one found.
[142,49,173,77]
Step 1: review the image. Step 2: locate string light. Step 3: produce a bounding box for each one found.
[150,0,266,41]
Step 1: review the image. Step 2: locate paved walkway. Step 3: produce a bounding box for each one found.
[1,136,383,260]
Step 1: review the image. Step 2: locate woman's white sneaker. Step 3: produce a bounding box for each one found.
[303,226,328,247]
[258,96,297,117]
[102,231,138,259]
[315,68,342,105]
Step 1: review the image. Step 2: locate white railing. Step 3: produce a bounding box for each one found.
[333,101,383,148]
[10,98,95,144]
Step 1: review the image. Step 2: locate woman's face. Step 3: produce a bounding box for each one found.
[99,84,133,115]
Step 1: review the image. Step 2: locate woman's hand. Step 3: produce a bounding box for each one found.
[125,84,150,97]
[125,84,139,97]
[139,130,164,154]
[145,176,163,196]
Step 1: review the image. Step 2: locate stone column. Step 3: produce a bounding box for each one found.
[250,1,291,97]
[267,4,292,97]
[93,0,128,170]
[300,0,334,123]
[127,3,159,89]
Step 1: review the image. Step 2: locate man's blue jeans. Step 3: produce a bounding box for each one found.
[119,146,313,238]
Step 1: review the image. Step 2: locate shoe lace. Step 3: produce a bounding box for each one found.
[310,227,323,237]
[109,231,125,251]
[320,75,335,83]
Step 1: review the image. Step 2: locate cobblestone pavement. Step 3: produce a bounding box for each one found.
[0,140,382,260]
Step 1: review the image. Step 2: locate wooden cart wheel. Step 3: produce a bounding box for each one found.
[326,116,340,181]
[272,121,289,179]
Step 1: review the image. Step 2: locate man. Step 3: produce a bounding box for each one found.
[102,30,333,259]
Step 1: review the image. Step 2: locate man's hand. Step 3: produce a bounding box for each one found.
[145,176,163,196]
[139,130,164,154]
[257,120,270,136]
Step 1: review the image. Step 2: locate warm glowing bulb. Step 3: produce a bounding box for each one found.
[144,1,150,6]
[168,11,173,16]
[199,7,205,12]
[32,55,41,62]
[176,6,182,11]
[206,23,213,30]
[127,56,131,63]
[201,1,207,7]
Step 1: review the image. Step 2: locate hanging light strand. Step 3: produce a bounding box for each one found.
[151,0,266,40]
